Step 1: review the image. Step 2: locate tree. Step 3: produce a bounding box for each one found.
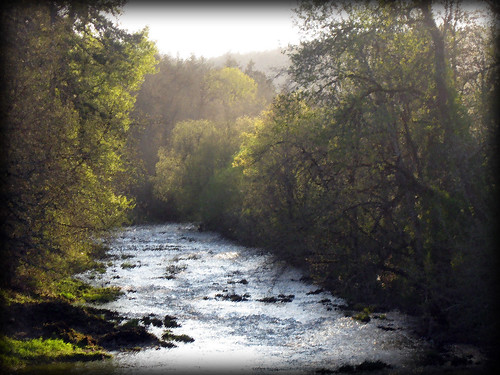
[234,94,329,257]
[232,0,497,342]
[0,0,158,291]
[200,67,260,121]
[133,55,212,174]
[153,117,253,223]
[129,58,276,222]
[286,0,497,341]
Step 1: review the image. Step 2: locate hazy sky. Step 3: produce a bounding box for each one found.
[111,2,301,59]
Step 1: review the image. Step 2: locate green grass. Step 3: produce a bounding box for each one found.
[82,286,123,303]
[0,336,110,369]
[54,277,123,304]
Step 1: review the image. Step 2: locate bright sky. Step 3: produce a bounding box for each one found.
[111,1,301,59]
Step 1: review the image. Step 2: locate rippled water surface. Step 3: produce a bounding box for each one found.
[74,223,424,374]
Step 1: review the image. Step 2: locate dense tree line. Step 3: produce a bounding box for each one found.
[0,0,277,292]
[241,0,498,343]
[1,0,497,351]
[0,0,157,292]
[150,0,498,346]
[130,55,276,221]
[208,49,291,88]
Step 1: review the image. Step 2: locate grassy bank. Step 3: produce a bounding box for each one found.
[0,282,116,372]
[52,277,123,304]
[0,277,190,373]
[0,336,110,369]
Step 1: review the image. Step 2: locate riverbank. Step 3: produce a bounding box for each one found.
[271,256,497,374]
[0,286,192,373]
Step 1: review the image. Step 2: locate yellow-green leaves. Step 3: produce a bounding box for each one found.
[153,118,253,219]
[2,1,158,292]
[202,67,259,121]
[204,67,257,106]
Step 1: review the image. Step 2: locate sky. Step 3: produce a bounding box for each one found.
[111,1,301,59]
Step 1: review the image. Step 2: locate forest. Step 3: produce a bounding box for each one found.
[1,0,499,372]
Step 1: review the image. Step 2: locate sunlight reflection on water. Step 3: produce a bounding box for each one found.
[71,223,425,374]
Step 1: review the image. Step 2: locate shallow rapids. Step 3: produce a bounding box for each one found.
[76,223,424,374]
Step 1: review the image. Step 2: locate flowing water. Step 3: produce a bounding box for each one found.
[49,223,426,374]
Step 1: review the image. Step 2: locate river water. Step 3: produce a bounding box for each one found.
[66,223,424,374]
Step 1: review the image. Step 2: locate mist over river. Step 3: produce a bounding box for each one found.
[40,223,427,374]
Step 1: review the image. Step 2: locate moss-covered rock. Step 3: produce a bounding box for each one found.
[161,330,194,343]
[141,314,163,327]
[257,294,295,303]
[351,307,372,323]
[99,326,159,350]
[215,293,251,302]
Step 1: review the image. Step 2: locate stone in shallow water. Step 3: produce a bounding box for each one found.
[163,315,181,328]
[257,294,295,303]
[79,223,425,373]
[214,293,251,302]
[99,326,160,350]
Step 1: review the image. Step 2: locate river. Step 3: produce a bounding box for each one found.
[44,223,426,374]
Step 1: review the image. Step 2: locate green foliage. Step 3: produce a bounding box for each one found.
[202,67,259,121]
[132,56,212,173]
[148,0,497,347]
[130,59,275,221]
[54,278,123,304]
[234,93,329,254]
[153,117,253,222]
[233,0,496,344]
[1,1,158,292]
[199,166,244,234]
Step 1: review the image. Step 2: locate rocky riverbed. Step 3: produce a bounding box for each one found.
[7,223,489,374]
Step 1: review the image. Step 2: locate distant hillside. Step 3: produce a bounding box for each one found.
[207,48,291,88]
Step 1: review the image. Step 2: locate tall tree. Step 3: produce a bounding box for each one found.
[232,0,497,342]
[153,116,253,224]
[0,0,158,291]
[200,66,260,121]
